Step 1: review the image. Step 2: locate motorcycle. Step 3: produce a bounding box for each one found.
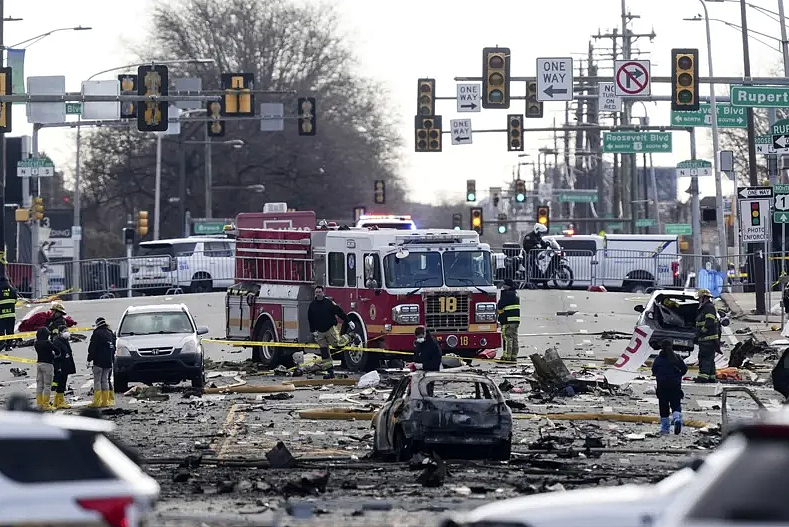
[531,238,574,289]
[493,242,527,286]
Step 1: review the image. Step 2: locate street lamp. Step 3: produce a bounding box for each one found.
[4,25,91,49]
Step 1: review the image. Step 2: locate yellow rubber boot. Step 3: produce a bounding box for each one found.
[35,394,43,410]
[107,390,115,406]
[100,390,112,408]
[87,391,103,408]
[54,393,71,409]
[41,395,55,411]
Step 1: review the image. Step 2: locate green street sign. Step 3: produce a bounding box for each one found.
[665,223,692,235]
[775,184,789,194]
[548,224,564,234]
[676,159,712,177]
[16,157,55,178]
[606,222,624,230]
[756,134,775,155]
[670,103,746,128]
[557,190,599,203]
[774,212,789,224]
[602,132,672,154]
[193,221,228,234]
[730,85,789,107]
[66,102,81,115]
[636,218,656,227]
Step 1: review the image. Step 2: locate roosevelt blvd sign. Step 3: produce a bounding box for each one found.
[669,103,746,128]
[602,132,672,154]
[676,159,712,177]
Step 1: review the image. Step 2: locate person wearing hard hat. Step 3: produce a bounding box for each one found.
[45,302,77,336]
[694,289,720,383]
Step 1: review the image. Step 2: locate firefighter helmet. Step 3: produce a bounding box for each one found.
[696,288,712,299]
[51,301,66,313]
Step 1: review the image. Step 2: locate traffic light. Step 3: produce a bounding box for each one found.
[466,179,476,202]
[515,179,526,202]
[507,114,524,151]
[353,206,366,223]
[525,81,543,118]
[136,210,149,237]
[0,67,12,133]
[32,197,44,221]
[452,213,462,230]
[118,74,137,119]
[470,207,483,234]
[123,227,135,245]
[482,47,511,109]
[374,180,386,204]
[671,48,699,112]
[207,101,225,137]
[221,73,254,116]
[751,201,761,226]
[137,65,169,132]
[497,213,507,234]
[537,206,550,230]
[417,78,436,117]
[297,97,317,136]
[414,115,442,152]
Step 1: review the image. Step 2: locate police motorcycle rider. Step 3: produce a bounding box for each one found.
[522,223,549,284]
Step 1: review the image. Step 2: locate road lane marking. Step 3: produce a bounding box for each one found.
[570,303,578,308]
[575,319,584,323]
[214,403,247,459]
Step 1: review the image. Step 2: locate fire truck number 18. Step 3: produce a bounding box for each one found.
[439,297,458,313]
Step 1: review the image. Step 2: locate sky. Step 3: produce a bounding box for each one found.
[4,0,787,206]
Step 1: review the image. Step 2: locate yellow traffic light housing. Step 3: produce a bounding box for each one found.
[118,74,138,119]
[482,47,511,109]
[466,179,476,202]
[32,197,44,221]
[417,78,436,117]
[136,210,149,237]
[221,73,255,116]
[507,114,524,151]
[414,115,442,152]
[374,180,386,205]
[298,97,317,136]
[137,65,169,132]
[671,48,699,111]
[537,206,550,230]
[0,67,12,133]
[515,179,526,202]
[525,81,543,119]
[470,207,483,235]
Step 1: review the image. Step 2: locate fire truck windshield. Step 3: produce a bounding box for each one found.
[383,250,492,288]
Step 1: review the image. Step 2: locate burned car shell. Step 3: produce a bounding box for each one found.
[634,289,729,355]
[372,371,513,460]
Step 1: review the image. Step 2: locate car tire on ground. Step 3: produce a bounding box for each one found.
[191,370,206,388]
[492,439,511,461]
[114,374,129,393]
[393,428,412,462]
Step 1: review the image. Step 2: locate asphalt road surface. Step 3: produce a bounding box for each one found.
[0,290,778,527]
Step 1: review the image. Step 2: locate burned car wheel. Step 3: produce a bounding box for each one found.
[393,428,412,462]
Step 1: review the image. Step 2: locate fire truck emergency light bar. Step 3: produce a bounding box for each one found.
[395,231,480,244]
[358,214,412,220]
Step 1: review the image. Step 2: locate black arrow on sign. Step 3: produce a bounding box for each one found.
[456,136,470,141]
[543,85,568,98]
[460,102,477,110]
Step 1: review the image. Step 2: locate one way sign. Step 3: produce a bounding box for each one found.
[738,186,773,200]
[450,119,473,145]
[773,134,789,152]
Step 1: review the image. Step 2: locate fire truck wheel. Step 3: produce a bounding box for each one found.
[343,348,379,372]
[251,319,285,368]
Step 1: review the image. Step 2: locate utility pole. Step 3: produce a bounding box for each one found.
[587,41,605,235]
[0,0,6,280]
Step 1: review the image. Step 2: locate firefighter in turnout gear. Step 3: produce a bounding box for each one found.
[0,277,17,351]
[51,324,76,409]
[308,286,358,379]
[694,288,720,383]
[497,278,520,363]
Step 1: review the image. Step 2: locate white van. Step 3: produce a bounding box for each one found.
[549,234,680,292]
[128,237,235,294]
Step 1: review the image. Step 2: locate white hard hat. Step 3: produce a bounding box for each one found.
[533,223,548,234]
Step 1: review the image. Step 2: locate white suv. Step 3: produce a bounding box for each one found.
[128,236,235,294]
[0,399,159,527]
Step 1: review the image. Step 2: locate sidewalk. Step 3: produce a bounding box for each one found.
[721,291,784,343]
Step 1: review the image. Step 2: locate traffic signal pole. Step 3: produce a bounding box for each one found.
[0,0,6,282]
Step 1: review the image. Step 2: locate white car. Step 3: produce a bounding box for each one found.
[439,462,701,527]
[0,399,159,527]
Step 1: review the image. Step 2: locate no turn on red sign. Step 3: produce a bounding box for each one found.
[614,60,651,97]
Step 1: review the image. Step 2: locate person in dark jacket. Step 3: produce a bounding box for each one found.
[694,288,720,383]
[45,301,76,335]
[522,224,549,282]
[0,277,17,351]
[51,324,76,409]
[497,278,520,363]
[651,339,688,435]
[308,286,356,379]
[414,326,441,372]
[34,327,55,411]
[87,316,116,408]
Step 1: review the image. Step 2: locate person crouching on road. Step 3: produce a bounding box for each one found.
[652,339,688,435]
[694,288,720,383]
[51,324,76,410]
[497,278,520,364]
[308,285,358,380]
[34,327,55,411]
[414,326,441,372]
[87,317,116,408]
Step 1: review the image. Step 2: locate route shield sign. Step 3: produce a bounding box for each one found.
[602,131,672,154]
[614,60,651,97]
[669,103,746,128]
[774,184,789,217]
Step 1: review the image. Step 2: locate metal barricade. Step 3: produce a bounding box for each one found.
[597,249,670,292]
[491,246,595,289]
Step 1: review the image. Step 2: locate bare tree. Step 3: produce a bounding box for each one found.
[77,0,405,254]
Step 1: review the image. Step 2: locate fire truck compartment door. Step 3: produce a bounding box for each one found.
[226,293,251,338]
[283,305,299,340]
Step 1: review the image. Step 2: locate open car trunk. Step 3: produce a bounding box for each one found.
[654,297,699,330]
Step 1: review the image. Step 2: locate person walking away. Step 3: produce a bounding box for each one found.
[522,224,548,283]
[651,339,688,435]
[87,316,116,407]
[694,288,720,383]
[414,326,441,372]
[308,286,358,379]
[51,324,76,409]
[0,277,17,351]
[34,327,55,411]
[497,278,520,363]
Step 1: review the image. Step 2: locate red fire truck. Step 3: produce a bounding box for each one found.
[224,208,502,371]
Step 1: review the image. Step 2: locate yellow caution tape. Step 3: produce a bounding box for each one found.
[0,327,95,342]
[0,353,36,364]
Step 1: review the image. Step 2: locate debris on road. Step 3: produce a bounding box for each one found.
[266,441,297,469]
[9,368,27,377]
[281,472,330,496]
